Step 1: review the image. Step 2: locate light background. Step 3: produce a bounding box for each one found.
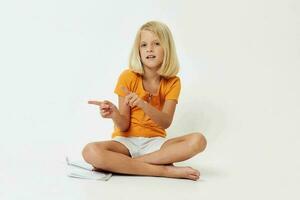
[0,0,299,199]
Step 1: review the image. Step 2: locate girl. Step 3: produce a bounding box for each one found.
[83,21,207,181]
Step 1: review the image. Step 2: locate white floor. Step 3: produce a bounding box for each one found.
[1,126,299,200]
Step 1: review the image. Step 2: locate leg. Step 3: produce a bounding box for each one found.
[82,140,200,180]
[134,132,207,165]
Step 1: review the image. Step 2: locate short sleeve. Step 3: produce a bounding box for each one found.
[165,77,181,102]
[114,69,136,97]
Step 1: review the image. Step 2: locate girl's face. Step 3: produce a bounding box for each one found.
[139,30,164,71]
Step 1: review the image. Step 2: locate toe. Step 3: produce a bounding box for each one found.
[188,174,199,181]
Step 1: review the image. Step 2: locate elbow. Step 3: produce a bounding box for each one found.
[162,124,170,129]
[161,119,172,129]
[118,122,130,132]
[119,119,130,132]
[119,126,129,132]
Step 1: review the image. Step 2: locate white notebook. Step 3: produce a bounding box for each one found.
[66,157,112,181]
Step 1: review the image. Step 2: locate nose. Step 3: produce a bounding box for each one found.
[146,44,154,52]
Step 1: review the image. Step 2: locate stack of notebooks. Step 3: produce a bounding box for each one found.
[66,157,112,181]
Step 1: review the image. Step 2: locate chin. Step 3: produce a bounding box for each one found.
[143,61,162,69]
[144,64,161,70]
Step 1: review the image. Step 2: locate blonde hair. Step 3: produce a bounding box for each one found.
[129,21,180,78]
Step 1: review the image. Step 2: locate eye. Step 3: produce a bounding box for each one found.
[140,43,146,47]
[155,42,160,46]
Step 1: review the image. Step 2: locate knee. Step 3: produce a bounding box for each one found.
[82,142,106,166]
[82,142,96,164]
[188,132,207,153]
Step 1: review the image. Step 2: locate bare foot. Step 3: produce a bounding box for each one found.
[164,165,200,181]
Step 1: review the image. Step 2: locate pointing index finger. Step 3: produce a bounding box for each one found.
[88,100,104,106]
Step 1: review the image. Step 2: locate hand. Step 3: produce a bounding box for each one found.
[121,86,146,108]
[88,100,118,119]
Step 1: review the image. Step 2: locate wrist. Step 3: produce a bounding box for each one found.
[138,100,148,110]
[111,108,120,119]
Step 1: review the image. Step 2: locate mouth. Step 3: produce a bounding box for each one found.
[146,55,156,59]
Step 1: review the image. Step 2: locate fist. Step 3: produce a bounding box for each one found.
[121,86,145,108]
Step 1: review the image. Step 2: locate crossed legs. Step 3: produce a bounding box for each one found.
[82,132,207,181]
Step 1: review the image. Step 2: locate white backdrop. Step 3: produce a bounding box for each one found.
[0,0,299,199]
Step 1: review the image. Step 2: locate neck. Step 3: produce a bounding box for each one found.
[143,67,161,82]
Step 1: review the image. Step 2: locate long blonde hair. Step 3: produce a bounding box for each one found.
[129,21,180,78]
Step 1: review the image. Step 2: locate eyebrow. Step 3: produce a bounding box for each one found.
[140,40,160,43]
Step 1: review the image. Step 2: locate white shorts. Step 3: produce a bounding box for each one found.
[112,136,167,158]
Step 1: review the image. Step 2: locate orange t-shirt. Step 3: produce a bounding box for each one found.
[111,69,181,138]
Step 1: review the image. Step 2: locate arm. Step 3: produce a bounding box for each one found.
[139,99,177,129]
[111,96,130,131]
[122,86,177,129]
